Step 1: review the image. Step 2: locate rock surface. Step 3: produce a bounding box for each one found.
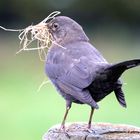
[43,122,140,140]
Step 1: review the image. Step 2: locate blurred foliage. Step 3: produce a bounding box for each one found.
[0,35,140,140]
[0,0,140,26]
[0,1,140,140]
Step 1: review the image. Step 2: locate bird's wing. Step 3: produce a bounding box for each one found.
[58,56,93,89]
[55,56,99,108]
[45,41,107,108]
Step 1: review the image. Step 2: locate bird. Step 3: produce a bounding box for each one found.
[45,16,140,130]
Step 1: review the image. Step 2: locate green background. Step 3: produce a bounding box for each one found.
[0,0,140,140]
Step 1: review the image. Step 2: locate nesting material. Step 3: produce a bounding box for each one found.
[0,11,63,61]
[0,11,64,90]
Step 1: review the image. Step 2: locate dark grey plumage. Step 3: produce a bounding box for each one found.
[45,16,140,129]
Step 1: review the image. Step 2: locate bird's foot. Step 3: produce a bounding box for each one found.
[84,124,96,134]
[50,128,70,139]
[59,124,66,131]
[55,125,70,139]
[84,128,96,134]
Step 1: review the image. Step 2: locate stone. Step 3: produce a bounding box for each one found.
[43,122,140,140]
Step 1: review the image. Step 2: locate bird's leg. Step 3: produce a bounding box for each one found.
[83,107,95,134]
[60,107,70,130]
[88,107,94,129]
[60,100,72,130]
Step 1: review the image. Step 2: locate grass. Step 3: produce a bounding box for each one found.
[0,34,140,140]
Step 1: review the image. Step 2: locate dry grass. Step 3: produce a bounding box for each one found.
[0,11,65,90]
[0,11,64,61]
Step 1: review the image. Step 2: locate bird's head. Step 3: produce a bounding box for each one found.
[47,16,89,45]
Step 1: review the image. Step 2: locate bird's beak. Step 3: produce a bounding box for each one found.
[45,23,52,35]
[45,23,49,31]
[45,22,55,41]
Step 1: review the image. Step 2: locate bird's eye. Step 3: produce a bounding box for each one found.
[52,23,59,29]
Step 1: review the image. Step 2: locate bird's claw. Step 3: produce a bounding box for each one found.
[84,128,96,134]
[59,124,66,131]
[56,125,71,139]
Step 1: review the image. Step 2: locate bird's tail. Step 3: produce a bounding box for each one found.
[106,59,140,82]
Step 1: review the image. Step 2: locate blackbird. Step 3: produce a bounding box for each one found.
[45,16,140,129]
